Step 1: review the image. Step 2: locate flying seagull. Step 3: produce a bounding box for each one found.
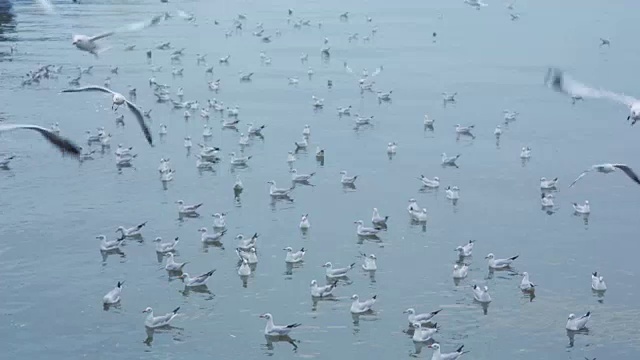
[545,67,640,125]
[62,86,153,145]
[569,163,640,188]
[0,123,81,157]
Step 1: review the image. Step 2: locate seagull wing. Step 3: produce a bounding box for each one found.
[0,124,81,157]
[546,68,638,107]
[613,164,640,185]
[62,85,115,95]
[88,32,114,42]
[124,99,153,145]
[569,169,593,188]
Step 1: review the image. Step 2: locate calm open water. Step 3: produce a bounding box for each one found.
[1,0,640,359]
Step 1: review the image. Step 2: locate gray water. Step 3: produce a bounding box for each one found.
[1,0,640,359]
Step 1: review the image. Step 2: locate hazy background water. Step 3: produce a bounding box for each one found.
[1,0,640,359]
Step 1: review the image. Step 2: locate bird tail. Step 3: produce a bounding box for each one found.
[372,295,377,299]
[349,262,356,269]
[172,307,180,314]
[509,255,519,261]
[300,248,305,252]
[592,272,598,277]
[286,323,301,328]
[456,345,464,353]
[205,269,216,277]
[431,309,442,315]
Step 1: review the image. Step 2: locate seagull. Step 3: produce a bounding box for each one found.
[472,285,491,303]
[0,124,81,157]
[600,38,610,47]
[540,177,559,189]
[566,312,590,331]
[573,201,591,214]
[493,125,502,138]
[409,208,428,222]
[569,163,640,187]
[340,170,358,185]
[299,214,310,230]
[403,308,442,325]
[419,175,440,188]
[267,180,294,196]
[259,313,301,336]
[72,32,113,56]
[541,193,554,209]
[165,253,188,272]
[248,123,265,136]
[284,247,305,263]
[519,272,536,291]
[441,153,461,167]
[61,86,152,145]
[503,110,518,122]
[442,92,457,103]
[212,213,226,229]
[350,294,377,314]
[485,253,519,269]
[455,124,475,138]
[452,264,469,279]
[360,253,377,271]
[354,220,380,237]
[302,125,311,138]
[238,259,251,276]
[287,151,296,166]
[116,222,146,238]
[520,146,531,159]
[97,234,124,251]
[386,142,397,155]
[591,272,607,291]
[371,208,389,227]
[175,200,203,215]
[428,344,468,360]
[103,281,124,305]
[143,306,180,328]
[412,322,437,342]
[464,0,488,9]
[154,236,179,253]
[455,240,475,257]
[545,68,640,124]
[445,186,460,201]
[322,262,356,278]
[310,280,338,297]
[180,269,216,287]
[291,169,315,182]
[236,247,258,264]
[229,152,252,166]
[0,154,15,168]
[199,227,226,243]
[424,115,435,127]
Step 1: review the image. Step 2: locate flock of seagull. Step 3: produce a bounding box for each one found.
[1,0,635,358]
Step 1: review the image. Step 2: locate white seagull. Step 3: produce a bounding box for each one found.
[419,175,440,188]
[428,343,468,360]
[485,253,519,269]
[403,308,442,325]
[103,281,124,305]
[361,253,377,271]
[569,163,640,187]
[284,247,306,263]
[143,306,180,328]
[520,272,536,291]
[322,262,356,278]
[350,294,377,314]
[180,269,216,287]
[175,200,203,215]
[591,272,607,291]
[61,86,153,145]
[452,264,469,279]
[299,214,310,230]
[340,170,358,185]
[259,313,301,336]
[472,285,492,303]
[116,222,146,238]
[456,240,475,257]
[310,280,338,297]
[412,322,438,342]
[540,177,559,189]
[154,236,179,253]
[441,153,461,167]
[573,200,591,214]
[165,253,188,271]
[566,312,590,331]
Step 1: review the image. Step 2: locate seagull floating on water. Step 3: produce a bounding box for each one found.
[452,264,469,279]
[259,313,301,336]
[180,269,216,287]
[310,280,338,297]
[485,253,518,269]
[456,240,475,257]
[412,322,437,342]
[143,306,180,328]
[103,281,124,305]
[472,285,491,303]
[284,247,306,263]
[165,253,188,272]
[403,308,441,325]
[428,343,468,360]
[154,236,179,253]
[566,312,590,331]
[573,200,590,214]
[520,272,536,292]
[591,272,607,291]
[350,294,377,314]
[323,262,356,278]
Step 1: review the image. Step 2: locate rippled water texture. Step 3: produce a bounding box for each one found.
[1,0,640,359]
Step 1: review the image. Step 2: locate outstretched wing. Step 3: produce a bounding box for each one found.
[546,68,638,107]
[124,100,153,145]
[62,85,114,95]
[0,124,81,157]
[569,169,592,188]
[89,32,114,42]
[613,164,640,185]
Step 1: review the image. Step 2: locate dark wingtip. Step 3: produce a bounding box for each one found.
[300,248,305,252]
[372,295,377,299]
[592,272,597,277]
[456,345,464,353]
[172,306,180,314]
[585,311,591,316]
[510,255,519,261]
[432,309,442,315]
[117,281,124,288]
[350,262,356,268]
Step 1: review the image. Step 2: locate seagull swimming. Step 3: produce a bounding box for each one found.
[299,214,310,230]
[340,170,358,185]
[165,253,188,271]
[569,163,640,187]
[291,169,315,182]
[238,259,251,276]
[116,222,146,238]
[591,272,607,291]
[361,253,377,271]
[520,147,531,159]
[452,264,469,279]
[284,247,306,263]
[441,153,461,167]
[428,343,468,360]
[412,322,438,342]
[455,240,475,257]
[143,306,180,328]
[573,200,591,214]
[323,262,356,278]
[350,294,377,314]
[541,193,555,207]
[371,208,389,227]
[267,180,294,196]
[566,312,590,331]
[540,177,559,189]
[419,175,440,188]
[199,227,226,243]
[310,279,338,297]
[354,220,380,236]
[520,272,536,291]
[403,308,442,325]
[485,253,519,269]
[0,124,81,157]
[180,269,216,287]
[62,86,153,145]
[472,285,491,303]
[103,281,124,305]
[175,200,203,215]
[154,236,179,253]
[97,234,124,251]
[259,313,301,336]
